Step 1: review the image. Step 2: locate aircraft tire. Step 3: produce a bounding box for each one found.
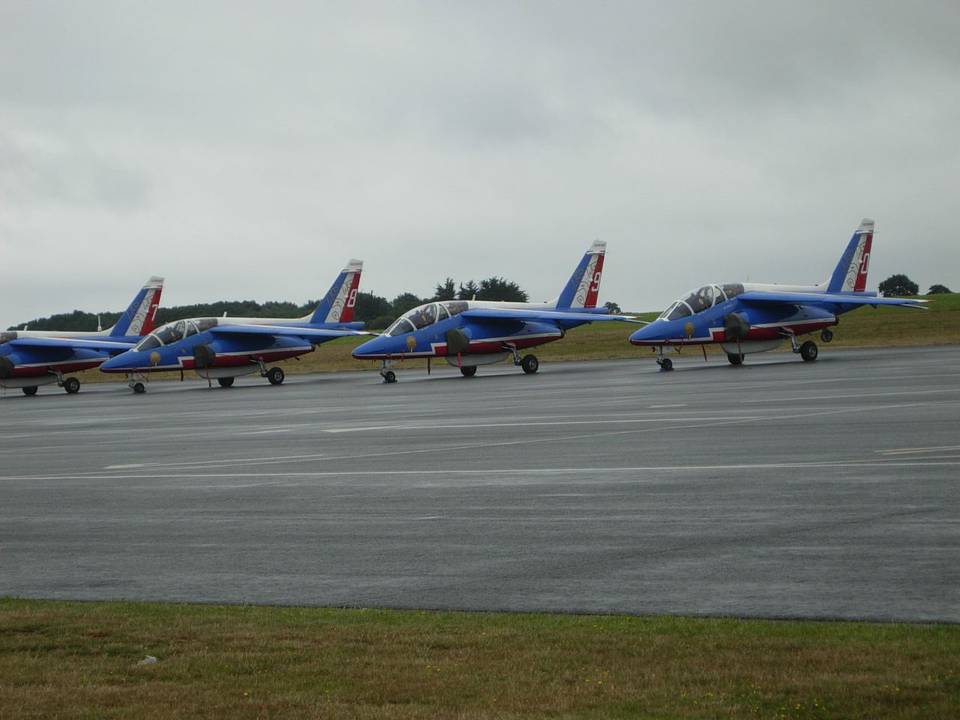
[132,382,146,394]
[659,357,673,371]
[800,341,818,362]
[382,370,397,384]
[63,377,81,394]
[217,377,235,388]
[460,366,477,378]
[520,354,539,374]
[266,367,285,385]
[22,386,38,396]
[727,353,744,366]
[820,329,834,343]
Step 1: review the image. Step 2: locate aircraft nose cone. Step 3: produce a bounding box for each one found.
[352,336,381,359]
[100,351,135,372]
[629,321,665,345]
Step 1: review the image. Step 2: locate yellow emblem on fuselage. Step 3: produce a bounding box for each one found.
[406,335,416,352]
[149,351,161,366]
[684,321,695,339]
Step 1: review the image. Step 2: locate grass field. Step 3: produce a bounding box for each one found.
[64,293,959,386]
[1,599,957,719]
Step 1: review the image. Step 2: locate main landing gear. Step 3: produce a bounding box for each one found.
[507,345,539,375]
[460,366,477,377]
[22,386,38,396]
[820,328,834,343]
[726,353,744,366]
[266,367,285,385]
[787,334,819,362]
[217,377,234,388]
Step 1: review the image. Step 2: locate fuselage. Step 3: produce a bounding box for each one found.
[100,316,364,373]
[351,300,599,360]
[628,282,846,349]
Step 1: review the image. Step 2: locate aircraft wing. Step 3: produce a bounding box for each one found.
[462,308,645,324]
[739,291,927,309]
[210,325,372,342]
[7,337,135,352]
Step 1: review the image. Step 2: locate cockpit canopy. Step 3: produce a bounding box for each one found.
[658,284,744,321]
[134,318,218,351]
[384,301,469,336]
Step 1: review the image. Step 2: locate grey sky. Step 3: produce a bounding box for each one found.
[2,1,958,327]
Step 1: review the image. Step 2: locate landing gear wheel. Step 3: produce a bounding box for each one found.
[132,382,146,394]
[520,354,539,374]
[266,367,285,385]
[727,353,744,366]
[22,386,38,396]
[63,377,81,394]
[217,377,235,388]
[382,370,397,384]
[657,357,674,372]
[460,366,477,377]
[820,329,834,343]
[800,340,819,362]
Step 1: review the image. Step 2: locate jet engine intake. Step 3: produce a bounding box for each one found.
[0,356,14,379]
[446,328,470,354]
[193,343,217,369]
[723,312,750,342]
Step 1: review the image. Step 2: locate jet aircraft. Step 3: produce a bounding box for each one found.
[100,260,369,392]
[352,241,636,382]
[628,219,925,370]
[0,276,164,395]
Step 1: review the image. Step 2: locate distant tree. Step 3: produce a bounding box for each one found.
[878,274,919,297]
[433,277,457,300]
[353,292,391,324]
[368,315,396,330]
[928,284,952,295]
[476,277,528,302]
[457,280,480,300]
[390,293,424,317]
[604,301,622,314]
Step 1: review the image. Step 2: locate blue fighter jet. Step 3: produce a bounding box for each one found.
[100,260,369,392]
[1,277,164,396]
[629,219,926,370]
[352,241,636,382]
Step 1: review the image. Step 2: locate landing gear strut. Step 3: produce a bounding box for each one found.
[655,347,673,371]
[507,345,539,375]
[127,372,148,394]
[379,360,398,384]
[787,333,819,362]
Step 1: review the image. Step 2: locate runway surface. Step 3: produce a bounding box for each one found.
[2,346,958,621]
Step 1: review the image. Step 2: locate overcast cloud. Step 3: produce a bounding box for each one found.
[2,1,958,327]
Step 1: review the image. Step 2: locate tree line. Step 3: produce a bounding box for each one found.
[9,276,530,332]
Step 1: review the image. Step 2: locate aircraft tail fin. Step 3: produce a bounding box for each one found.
[555,241,606,309]
[108,276,164,337]
[826,219,874,293]
[309,260,363,324]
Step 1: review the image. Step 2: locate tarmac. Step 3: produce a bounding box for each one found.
[1,345,958,621]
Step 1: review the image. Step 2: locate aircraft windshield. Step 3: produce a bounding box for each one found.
[384,301,469,336]
[660,284,743,320]
[134,318,218,350]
